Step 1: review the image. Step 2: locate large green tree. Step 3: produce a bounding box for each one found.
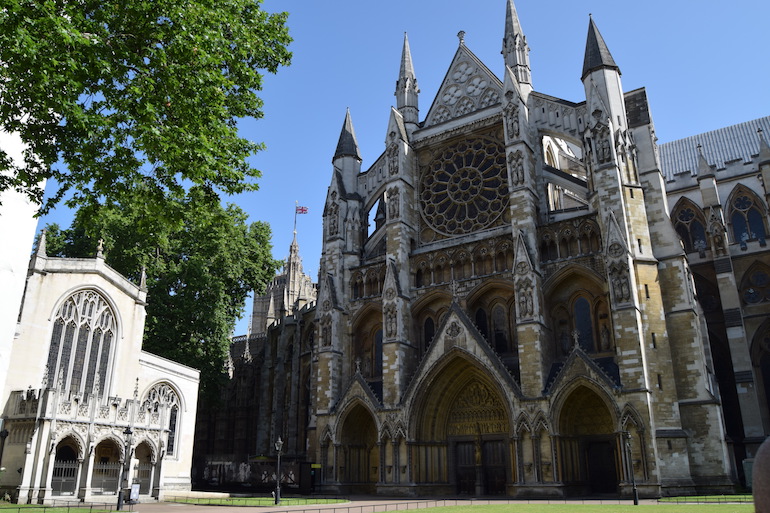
[0,0,291,214]
[43,188,280,398]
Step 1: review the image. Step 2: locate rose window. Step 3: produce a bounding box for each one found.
[420,138,508,236]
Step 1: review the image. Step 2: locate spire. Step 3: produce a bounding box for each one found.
[333,108,362,162]
[501,0,531,86]
[582,15,620,80]
[395,33,419,127]
[399,32,415,83]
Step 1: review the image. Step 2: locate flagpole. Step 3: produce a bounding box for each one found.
[294,200,298,235]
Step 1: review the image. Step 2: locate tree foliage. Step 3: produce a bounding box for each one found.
[42,188,280,398]
[0,0,291,214]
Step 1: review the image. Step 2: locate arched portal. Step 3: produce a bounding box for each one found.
[134,442,154,494]
[338,404,378,492]
[413,354,510,495]
[91,439,122,495]
[51,438,79,496]
[558,385,618,494]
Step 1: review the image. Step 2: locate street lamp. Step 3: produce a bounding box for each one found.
[624,431,639,506]
[274,437,284,505]
[116,427,133,511]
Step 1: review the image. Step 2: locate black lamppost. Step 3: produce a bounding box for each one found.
[116,427,133,511]
[624,431,639,506]
[274,437,284,505]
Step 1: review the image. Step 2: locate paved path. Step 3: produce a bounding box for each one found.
[126,496,660,513]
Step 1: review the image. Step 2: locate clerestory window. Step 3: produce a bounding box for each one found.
[731,192,767,245]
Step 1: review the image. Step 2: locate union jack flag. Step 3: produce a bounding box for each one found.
[295,206,308,214]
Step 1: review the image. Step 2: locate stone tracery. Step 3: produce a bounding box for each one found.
[420,137,508,236]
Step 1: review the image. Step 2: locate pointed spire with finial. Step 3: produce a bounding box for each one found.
[582,15,620,80]
[502,0,531,86]
[139,266,147,292]
[333,108,362,162]
[697,144,713,176]
[96,238,104,259]
[395,32,419,126]
[759,128,770,165]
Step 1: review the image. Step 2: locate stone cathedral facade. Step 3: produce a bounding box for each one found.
[197,1,770,498]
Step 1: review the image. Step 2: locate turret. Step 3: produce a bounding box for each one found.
[501,0,531,97]
[395,33,419,133]
[333,109,362,193]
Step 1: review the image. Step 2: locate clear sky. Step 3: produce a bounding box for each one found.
[39,0,770,336]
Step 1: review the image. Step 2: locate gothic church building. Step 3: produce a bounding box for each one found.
[198,0,770,497]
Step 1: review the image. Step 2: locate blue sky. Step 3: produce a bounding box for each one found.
[40,0,770,335]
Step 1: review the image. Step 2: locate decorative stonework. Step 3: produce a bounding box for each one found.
[608,263,632,303]
[320,316,332,347]
[447,322,462,338]
[447,381,507,436]
[387,145,399,176]
[387,186,400,219]
[507,149,524,185]
[516,278,534,319]
[328,202,339,236]
[504,103,520,140]
[385,305,397,339]
[426,56,502,126]
[420,137,508,237]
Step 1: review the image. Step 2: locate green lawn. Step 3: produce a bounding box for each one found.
[425,505,753,513]
[163,497,755,512]
[658,495,752,503]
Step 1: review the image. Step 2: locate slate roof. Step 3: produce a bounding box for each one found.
[334,109,361,161]
[582,17,619,79]
[659,116,770,180]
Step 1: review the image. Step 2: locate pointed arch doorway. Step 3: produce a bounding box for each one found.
[414,354,511,495]
[338,403,378,493]
[558,385,619,494]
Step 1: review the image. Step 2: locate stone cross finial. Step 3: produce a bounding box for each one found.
[457,31,465,44]
[97,239,104,258]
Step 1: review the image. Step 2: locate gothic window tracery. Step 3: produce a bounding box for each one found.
[420,137,508,237]
[145,382,181,456]
[729,188,767,245]
[672,202,708,254]
[549,289,611,356]
[741,264,770,305]
[46,289,116,395]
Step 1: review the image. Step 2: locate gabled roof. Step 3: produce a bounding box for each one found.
[423,39,504,128]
